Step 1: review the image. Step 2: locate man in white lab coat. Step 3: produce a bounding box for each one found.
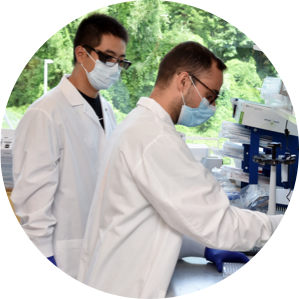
[78,41,283,298]
[11,14,132,278]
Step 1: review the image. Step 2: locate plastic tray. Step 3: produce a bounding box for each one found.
[223,262,246,278]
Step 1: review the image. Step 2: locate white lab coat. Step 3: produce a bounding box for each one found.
[78,97,282,298]
[11,75,117,279]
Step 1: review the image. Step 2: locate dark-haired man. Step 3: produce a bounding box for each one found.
[11,13,131,278]
[78,41,282,298]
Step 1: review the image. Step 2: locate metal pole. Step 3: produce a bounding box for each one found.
[44,60,48,94]
[268,165,277,215]
[44,59,53,95]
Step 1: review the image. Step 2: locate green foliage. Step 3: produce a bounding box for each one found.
[223,58,263,102]
[6,0,278,146]
[9,56,44,107]
[113,108,129,124]
[8,17,83,107]
[222,157,233,166]
[3,106,29,129]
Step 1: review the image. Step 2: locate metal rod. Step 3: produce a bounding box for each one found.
[4,112,13,129]
[268,165,277,215]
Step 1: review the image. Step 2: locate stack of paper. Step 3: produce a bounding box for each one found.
[211,141,244,160]
[219,121,272,147]
[220,165,270,184]
[212,140,265,161]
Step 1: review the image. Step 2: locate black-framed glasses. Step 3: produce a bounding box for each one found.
[83,45,132,70]
[189,73,219,105]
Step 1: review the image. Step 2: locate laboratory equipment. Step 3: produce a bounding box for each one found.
[217,111,297,214]
[260,76,282,100]
[218,120,273,147]
[220,108,298,190]
[231,98,297,136]
[186,135,222,171]
[211,167,238,191]
[188,144,222,171]
[188,144,209,163]
[276,188,292,205]
[220,165,270,185]
[201,156,223,171]
[212,141,244,160]
[260,78,292,111]
[1,128,14,149]
[247,195,269,213]
[253,142,296,215]
[216,86,297,258]
[1,128,14,188]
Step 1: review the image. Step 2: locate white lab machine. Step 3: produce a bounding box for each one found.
[187,144,223,171]
[188,144,209,163]
[178,131,223,172]
[1,128,15,189]
[231,98,297,136]
[1,128,14,149]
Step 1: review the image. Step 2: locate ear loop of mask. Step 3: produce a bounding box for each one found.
[84,48,96,62]
[180,91,186,105]
[81,48,96,73]
[180,75,205,107]
[189,75,204,101]
[81,63,88,73]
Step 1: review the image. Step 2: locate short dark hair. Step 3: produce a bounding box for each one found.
[155,41,227,88]
[73,13,129,64]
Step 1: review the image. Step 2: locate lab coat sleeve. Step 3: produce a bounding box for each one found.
[133,134,282,252]
[178,235,206,259]
[11,107,61,257]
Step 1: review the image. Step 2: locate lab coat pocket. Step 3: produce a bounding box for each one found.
[55,239,83,279]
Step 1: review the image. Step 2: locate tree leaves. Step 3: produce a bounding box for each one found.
[7,0,277,148]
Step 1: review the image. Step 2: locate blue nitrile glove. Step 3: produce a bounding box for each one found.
[204,247,249,272]
[47,256,57,266]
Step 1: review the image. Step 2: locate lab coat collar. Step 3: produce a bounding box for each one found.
[137,97,175,128]
[59,74,85,107]
[59,74,103,129]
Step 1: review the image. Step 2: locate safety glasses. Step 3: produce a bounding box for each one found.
[83,45,132,70]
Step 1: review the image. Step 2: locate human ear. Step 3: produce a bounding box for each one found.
[177,72,190,93]
[75,46,86,64]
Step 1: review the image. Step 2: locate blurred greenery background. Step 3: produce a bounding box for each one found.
[5,0,278,165]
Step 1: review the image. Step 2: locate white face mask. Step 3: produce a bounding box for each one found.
[81,49,121,90]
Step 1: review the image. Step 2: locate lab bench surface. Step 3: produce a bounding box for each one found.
[6,188,20,223]
[165,257,227,297]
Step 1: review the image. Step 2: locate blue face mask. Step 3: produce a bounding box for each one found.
[177,76,217,127]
